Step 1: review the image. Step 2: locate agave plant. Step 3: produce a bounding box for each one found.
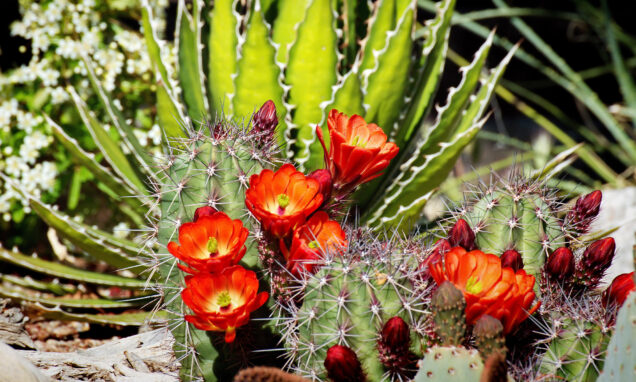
[141,0,516,230]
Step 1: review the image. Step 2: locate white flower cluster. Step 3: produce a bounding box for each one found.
[0,0,169,221]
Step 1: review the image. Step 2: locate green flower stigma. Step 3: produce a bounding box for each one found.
[351,136,366,148]
[207,237,218,253]
[216,291,231,308]
[465,276,483,294]
[277,194,290,208]
[308,240,319,249]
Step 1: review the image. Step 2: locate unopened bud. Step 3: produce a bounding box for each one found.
[567,190,602,234]
[308,169,333,202]
[431,281,466,346]
[602,271,635,309]
[193,206,218,222]
[473,315,506,361]
[252,100,278,142]
[448,219,475,250]
[545,247,575,281]
[380,316,410,350]
[500,249,523,272]
[324,345,366,382]
[582,238,615,270]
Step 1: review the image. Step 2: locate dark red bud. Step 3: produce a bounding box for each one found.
[324,345,366,382]
[193,206,217,222]
[380,316,410,350]
[252,100,278,142]
[308,169,333,202]
[567,190,602,234]
[575,190,602,218]
[545,247,575,280]
[500,249,523,272]
[448,219,476,250]
[583,237,615,270]
[602,272,635,309]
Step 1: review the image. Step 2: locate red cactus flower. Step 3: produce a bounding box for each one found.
[602,272,635,309]
[419,239,451,278]
[167,212,248,274]
[581,237,615,270]
[545,247,575,281]
[316,109,398,194]
[252,100,278,143]
[567,190,602,234]
[181,266,268,343]
[193,206,217,222]
[430,247,540,334]
[245,164,323,238]
[281,211,346,277]
[448,219,476,251]
[324,344,366,382]
[308,169,333,202]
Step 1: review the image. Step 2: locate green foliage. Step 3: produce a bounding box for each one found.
[598,291,636,382]
[414,346,484,381]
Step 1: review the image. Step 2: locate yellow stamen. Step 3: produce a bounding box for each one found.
[207,237,218,253]
[308,240,319,249]
[277,194,290,209]
[216,291,231,308]
[465,276,483,294]
[351,136,366,148]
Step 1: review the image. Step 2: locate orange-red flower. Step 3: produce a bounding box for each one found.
[167,212,248,274]
[181,265,268,343]
[430,247,540,334]
[245,164,323,238]
[280,211,347,277]
[317,109,399,192]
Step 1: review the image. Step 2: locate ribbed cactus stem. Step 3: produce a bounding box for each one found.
[473,315,506,361]
[431,281,466,346]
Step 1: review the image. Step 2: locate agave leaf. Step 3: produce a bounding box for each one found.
[287,0,339,171]
[359,0,397,75]
[141,0,188,139]
[365,117,486,230]
[0,177,142,271]
[362,2,415,132]
[45,115,139,206]
[0,284,147,309]
[29,303,167,326]
[531,143,583,181]
[326,68,365,118]
[68,88,148,195]
[395,0,455,147]
[208,0,240,115]
[81,55,154,174]
[233,2,285,145]
[0,247,152,288]
[1,275,75,296]
[177,0,208,121]
[271,0,312,64]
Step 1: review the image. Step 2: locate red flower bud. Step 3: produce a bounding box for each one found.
[308,169,333,202]
[380,316,410,350]
[448,219,475,251]
[582,238,615,270]
[567,190,602,234]
[324,345,366,382]
[602,272,635,309]
[193,206,218,222]
[252,100,278,143]
[419,239,451,277]
[501,249,523,272]
[545,247,575,281]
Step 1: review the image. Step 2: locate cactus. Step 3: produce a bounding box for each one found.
[430,281,466,346]
[598,290,636,382]
[274,228,431,381]
[138,0,518,229]
[233,366,310,382]
[155,116,281,381]
[473,315,506,361]
[413,346,484,381]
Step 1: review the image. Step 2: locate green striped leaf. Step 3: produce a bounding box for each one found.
[69,88,147,195]
[359,0,398,75]
[208,0,240,115]
[362,3,415,132]
[233,3,284,144]
[177,0,207,121]
[326,69,366,118]
[287,0,339,171]
[272,0,312,64]
[0,248,150,288]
